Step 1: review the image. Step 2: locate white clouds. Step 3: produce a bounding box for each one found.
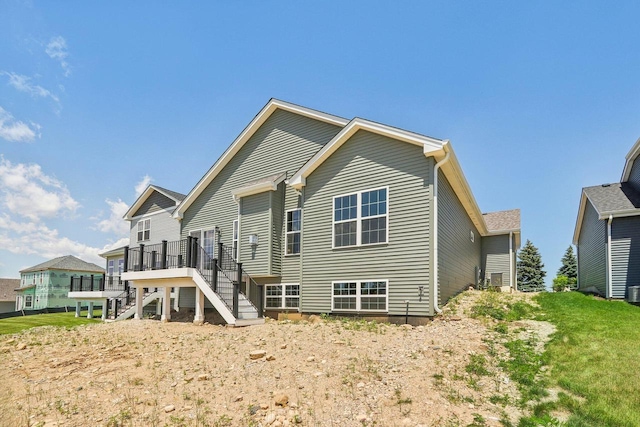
[45,36,71,77]
[135,175,152,197]
[96,198,130,235]
[2,72,60,103]
[0,106,40,142]
[0,156,79,220]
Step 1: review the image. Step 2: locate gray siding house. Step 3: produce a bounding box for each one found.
[121,99,521,324]
[573,137,640,300]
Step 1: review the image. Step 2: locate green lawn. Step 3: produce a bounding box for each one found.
[0,311,102,335]
[535,292,640,427]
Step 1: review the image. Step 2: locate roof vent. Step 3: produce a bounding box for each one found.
[602,183,611,187]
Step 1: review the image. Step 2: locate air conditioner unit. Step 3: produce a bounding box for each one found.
[628,286,640,303]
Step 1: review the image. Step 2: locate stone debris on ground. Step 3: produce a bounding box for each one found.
[0,291,550,426]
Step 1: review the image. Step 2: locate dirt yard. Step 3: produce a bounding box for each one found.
[0,291,550,427]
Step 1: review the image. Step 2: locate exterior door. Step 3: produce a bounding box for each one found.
[190,229,217,269]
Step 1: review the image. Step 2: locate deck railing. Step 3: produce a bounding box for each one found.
[123,238,262,318]
[69,274,126,292]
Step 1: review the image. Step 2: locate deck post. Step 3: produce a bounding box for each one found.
[186,236,193,268]
[258,284,264,318]
[194,287,205,325]
[212,259,218,292]
[138,244,145,271]
[123,246,129,272]
[134,286,144,320]
[161,286,171,322]
[75,301,81,317]
[101,299,107,321]
[100,273,105,291]
[69,276,73,292]
[79,275,84,291]
[87,302,94,319]
[90,275,95,291]
[192,237,199,268]
[151,250,157,270]
[161,240,167,269]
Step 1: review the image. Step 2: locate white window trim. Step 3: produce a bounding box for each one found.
[137,219,151,242]
[108,260,114,276]
[331,279,388,313]
[285,208,302,256]
[264,283,300,310]
[332,186,389,249]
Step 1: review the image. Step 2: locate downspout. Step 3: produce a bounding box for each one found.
[607,215,613,299]
[509,231,514,292]
[432,147,451,314]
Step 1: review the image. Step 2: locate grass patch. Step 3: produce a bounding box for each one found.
[469,292,536,321]
[0,311,101,335]
[535,292,640,426]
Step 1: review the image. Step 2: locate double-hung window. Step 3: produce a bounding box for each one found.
[108,260,114,276]
[118,259,124,275]
[265,284,300,309]
[24,295,33,308]
[286,209,301,255]
[333,188,387,248]
[137,219,150,241]
[332,280,387,312]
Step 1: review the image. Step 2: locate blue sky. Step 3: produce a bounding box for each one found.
[1,1,639,283]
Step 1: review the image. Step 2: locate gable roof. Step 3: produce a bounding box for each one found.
[0,278,19,302]
[621,136,640,182]
[124,184,187,220]
[483,209,521,233]
[19,255,104,274]
[288,118,501,236]
[573,183,640,244]
[173,99,350,219]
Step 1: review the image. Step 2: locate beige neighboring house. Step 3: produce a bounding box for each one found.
[0,278,20,313]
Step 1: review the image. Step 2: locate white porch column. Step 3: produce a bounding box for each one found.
[173,287,180,312]
[194,287,205,325]
[87,302,94,319]
[134,286,144,320]
[156,299,162,316]
[101,299,107,321]
[161,286,171,322]
[75,301,81,318]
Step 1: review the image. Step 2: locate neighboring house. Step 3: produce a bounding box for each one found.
[17,256,104,310]
[68,185,186,320]
[0,278,20,313]
[122,99,521,325]
[573,137,640,300]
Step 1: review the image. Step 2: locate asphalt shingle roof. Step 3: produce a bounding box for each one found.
[0,278,20,302]
[583,182,640,214]
[19,255,104,274]
[482,209,521,232]
[152,185,187,202]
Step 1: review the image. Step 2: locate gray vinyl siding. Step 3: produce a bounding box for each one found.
[610,216,640,298]
[240,192,271,275]
[281,184,302,282]
[481,235,512,287]
[437,170,481,303]
[577,199,607,295]
[301,130,433,316]
[129,211,180,247]
[627,159,640,190]
[132,191,176,217]
[181,109,343,275]
[271,183,284,276]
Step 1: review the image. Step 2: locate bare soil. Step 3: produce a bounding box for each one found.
[0,291,551,427]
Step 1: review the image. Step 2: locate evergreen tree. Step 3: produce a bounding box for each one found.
[517,240,546,292]
[557,246,577,279]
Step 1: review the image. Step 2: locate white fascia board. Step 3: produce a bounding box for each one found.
[599,209,640,219]
[231,174,286,199]
[621,137,640,182]
[174,99,349,218]
[438,143,489,236]
[572,192,593,245]
[123,185,182,220]
[123,185,155,220]
[289,118,445,190]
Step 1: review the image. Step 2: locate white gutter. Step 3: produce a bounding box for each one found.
[432,146,451,314]
[509,231,515,292]
[607,215,613,299]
